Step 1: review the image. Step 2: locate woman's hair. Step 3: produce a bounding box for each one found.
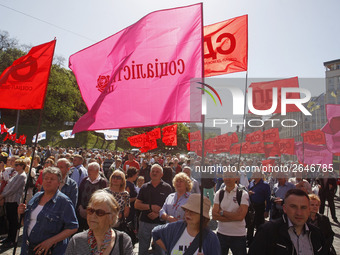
[308,193,321,203]
[42,166,62,182]
[88,190,120,226]
[126,167,138,178]
[14,158,27,169]
[109,170,126,192]
[173,172,193,192]
[44,158,55,166]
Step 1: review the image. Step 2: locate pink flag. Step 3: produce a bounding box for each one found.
[294,142,333,165]
[322,104,340,153]
[322,104,340,135]
[70,4,203,133]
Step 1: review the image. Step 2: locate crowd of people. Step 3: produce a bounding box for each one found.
[0,143,339,254]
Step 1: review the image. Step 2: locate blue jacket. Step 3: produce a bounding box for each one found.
[152,221,221,255]
[21,190,79,255]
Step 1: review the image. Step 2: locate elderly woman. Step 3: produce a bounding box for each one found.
[105,170,130,226]
[65,190,134,255]
[0,158,27,248]
[18,167,78,254]
[152,194,221,255]
[308,194,335,255]
[77,162,108,231]
[160,172,192,222]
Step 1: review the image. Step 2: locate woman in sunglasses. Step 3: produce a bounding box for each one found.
[66,190,134,255]
[18,167,78,254]
[105,170,130,228]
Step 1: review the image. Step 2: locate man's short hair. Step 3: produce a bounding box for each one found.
[284,188,310,201]
[57,158,71,168]
[73,154,83,161]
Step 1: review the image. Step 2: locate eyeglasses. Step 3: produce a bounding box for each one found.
[86,207,112,217]
[111,175,122,180]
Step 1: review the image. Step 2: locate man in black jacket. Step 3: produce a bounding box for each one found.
[248,189,326,255]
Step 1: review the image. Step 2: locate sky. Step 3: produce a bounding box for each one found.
[1,0,339,80]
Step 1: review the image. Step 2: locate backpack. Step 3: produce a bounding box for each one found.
[218,184,255,228]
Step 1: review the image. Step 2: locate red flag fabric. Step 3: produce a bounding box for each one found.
[249,142,265,154]
[205,138,216,154]
[279,138,295,155]
[263,128,280,142]
[162,124,177,137]
[230,143,241,155]
[301,129,326,145]
[188,130,202,142]
[231,132,239,144]
[162,124,177,146]
[162,134,177,146]
[262,159,275,171]
[248,77,300,114]
[204,15,247,77]
[70,4,203,133]
[246,130,263,143]
[127,133,146,147]
[141,138,158,152]
[264,142,281,158]
[214,133,231,153]
[0,124,8,134]
[0,40,56,109]
[147,128,161,140]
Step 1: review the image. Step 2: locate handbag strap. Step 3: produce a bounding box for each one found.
[119,231,123,255]
[183,228,209,255]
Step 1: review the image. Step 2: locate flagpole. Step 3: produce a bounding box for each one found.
[237,71,249,171]
[12,109,43,255]
[15,110,20,138]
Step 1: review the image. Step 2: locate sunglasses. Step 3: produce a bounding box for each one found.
[86,207,112,217]
[111,175,123,180]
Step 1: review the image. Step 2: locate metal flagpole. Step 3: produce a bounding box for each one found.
[237,71,249,171]
[12,109,44,255]
[199,3,205,252]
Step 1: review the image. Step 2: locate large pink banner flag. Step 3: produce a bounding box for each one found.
[294,142,333,165]
[70,4,203,133]
[322,104,340,153]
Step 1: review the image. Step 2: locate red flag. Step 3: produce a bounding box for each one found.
[0,40,56,109]
[262,159,275,171]
[301,130,326,145]
[263,128,280,142]
[162,124,177,146]
[141,138,158,152]
[246,130,263,143]
[204,15,247,76]
[214,133,231,153]
[230,143,241,155]
[205,138,216,154]
[162,124,177,137]
[0,124,8,134]
[249,142,264,154]
[230,132,239,143]
[127,133,146,147]
[279,138,295,155]
[248,77,300,114]
[189,130,202,141]
[162,134,177,146]
[264,142,281,158]
[147,128,161,140]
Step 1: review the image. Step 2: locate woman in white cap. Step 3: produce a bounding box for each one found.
[152,193,221,255]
